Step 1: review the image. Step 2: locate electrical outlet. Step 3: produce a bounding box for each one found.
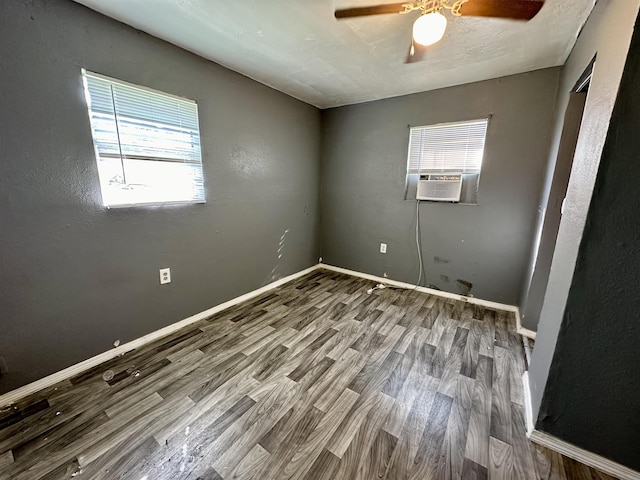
[380,243,387,254]
[159,268,171,285]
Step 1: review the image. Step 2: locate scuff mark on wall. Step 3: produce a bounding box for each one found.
[433,256,450,264]
[456,279,473,295]
[268,229,290,283]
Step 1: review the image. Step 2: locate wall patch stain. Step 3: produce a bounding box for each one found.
[268,229,290,282]
[456,279,473,295]
[433,256,450,264]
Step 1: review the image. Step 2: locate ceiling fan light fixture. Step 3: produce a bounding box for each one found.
[412,11,447,47]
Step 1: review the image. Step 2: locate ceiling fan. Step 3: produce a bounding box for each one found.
[334,0,545,62]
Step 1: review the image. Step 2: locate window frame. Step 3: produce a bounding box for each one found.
[404,117,490,205]
[406,118,489,175]
[82,69,206,209]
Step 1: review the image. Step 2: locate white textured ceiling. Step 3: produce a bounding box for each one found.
[73,0,595,108]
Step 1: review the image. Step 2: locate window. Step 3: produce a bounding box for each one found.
[407,118,489,175]
[405,118,489,204]
[82,70,205,207]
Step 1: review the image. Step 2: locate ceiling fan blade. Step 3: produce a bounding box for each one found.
[335,2,408,18]
[457,0,544,20]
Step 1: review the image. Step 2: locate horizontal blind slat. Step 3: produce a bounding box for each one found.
[82,70,205,206]
[407,119,488,174]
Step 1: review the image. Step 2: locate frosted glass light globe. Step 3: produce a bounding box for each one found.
[413,12,447,47]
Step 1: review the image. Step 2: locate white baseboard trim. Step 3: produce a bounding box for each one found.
[515,310,537,340]
[529,429,640,480]
[524,370,638,478]
[522,372,534,437]
[0,262,535,408]
[320,263,520,314]
[0,264,321,408]
[5,261,630,477]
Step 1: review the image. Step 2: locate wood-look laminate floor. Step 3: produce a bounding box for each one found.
[0,270,616,480]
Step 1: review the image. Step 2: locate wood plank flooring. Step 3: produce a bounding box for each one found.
[0,269,616,479]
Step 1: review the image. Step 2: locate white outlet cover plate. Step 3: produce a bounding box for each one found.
[159,268,171,285]
[380,243,387,254]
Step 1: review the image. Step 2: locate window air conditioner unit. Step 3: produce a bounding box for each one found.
[416,174,463,202]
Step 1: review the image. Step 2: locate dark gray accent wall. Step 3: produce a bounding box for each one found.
[320,69,560,304]
[0,0,321,394]
[527,0,639,421]
[536,17,640,471]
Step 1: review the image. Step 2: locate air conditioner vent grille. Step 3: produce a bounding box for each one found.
[416,174,463,202]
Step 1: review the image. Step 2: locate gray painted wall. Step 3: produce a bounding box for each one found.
[320,69,560,305]
[528,0,640,420]
[536,19,640,469]
[0,0,321,394]
[519,92,586,331]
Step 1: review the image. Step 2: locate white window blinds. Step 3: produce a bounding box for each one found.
[407,119,489,174]
[82,70,205,207]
